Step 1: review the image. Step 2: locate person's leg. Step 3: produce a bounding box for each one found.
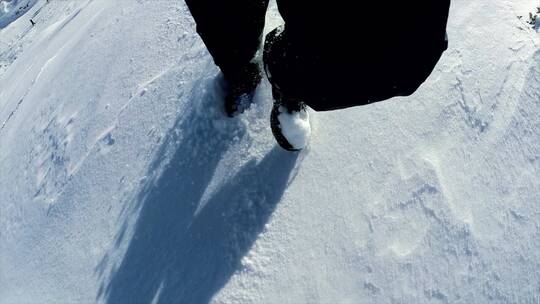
[186,0,269,115]
[186,0,269,83]
[263,1,450,150]
[265,0,451,112]
[263,27,312,151]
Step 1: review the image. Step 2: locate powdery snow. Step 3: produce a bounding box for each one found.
[277,105,311,150]
[1,0,539,303]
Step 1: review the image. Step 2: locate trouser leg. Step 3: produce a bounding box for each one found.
[264,0,450,111]
[186,0,269,83]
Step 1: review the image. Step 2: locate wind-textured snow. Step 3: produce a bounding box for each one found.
[1,0,539,303]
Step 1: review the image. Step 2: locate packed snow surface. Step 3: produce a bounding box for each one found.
[277,105,311,150]
[1,0,539,303]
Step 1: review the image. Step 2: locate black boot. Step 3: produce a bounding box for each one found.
[223,63,262,117]
[263,30,310,151]
[269,86,310,151]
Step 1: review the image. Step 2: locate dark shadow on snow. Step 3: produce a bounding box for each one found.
[99,75,299,303]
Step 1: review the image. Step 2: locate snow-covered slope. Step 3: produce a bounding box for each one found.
[0,0,39,29]
[1,0,539,303]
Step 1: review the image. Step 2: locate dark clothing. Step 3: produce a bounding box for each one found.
[186,0,451,111]
[186,0,268,83]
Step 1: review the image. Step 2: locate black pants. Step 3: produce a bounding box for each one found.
[186,0,451,111]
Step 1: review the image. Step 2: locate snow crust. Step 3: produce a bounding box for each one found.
[1,0,539,303]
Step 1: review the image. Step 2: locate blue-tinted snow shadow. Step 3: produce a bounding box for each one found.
[100,75,299,303]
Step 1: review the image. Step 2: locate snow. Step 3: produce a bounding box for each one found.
[276,105,311,150]
[0,0,38,29]
[1,0,539,303]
